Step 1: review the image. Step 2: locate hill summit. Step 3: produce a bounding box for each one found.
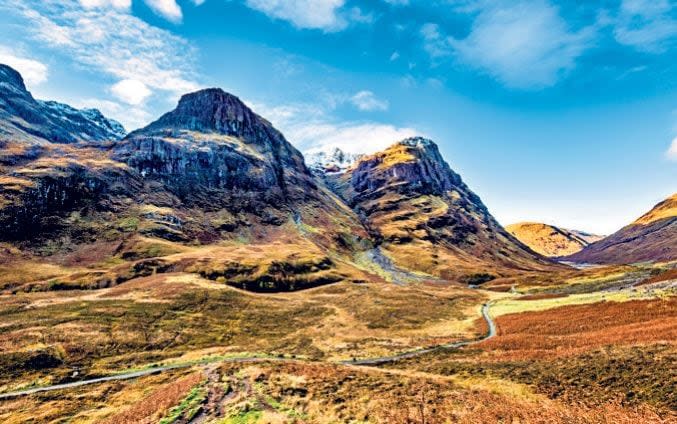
[506,222,604,257]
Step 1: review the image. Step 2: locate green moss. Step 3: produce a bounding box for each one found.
[159,385,207,424]
[118,217,139,232]
[221,408,262,424]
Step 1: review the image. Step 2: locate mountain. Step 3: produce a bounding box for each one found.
[327,137,555,280]
[506,222,605,257]
[0,65,557,292]
[0,64,125,148]
[0,81,365,248]
[112,88,365,246]
[565,193,677,264]
[0,73,368,291]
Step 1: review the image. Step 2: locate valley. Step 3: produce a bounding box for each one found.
[0,64,675,423]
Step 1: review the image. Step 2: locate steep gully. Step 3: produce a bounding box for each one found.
[0,303,497,400]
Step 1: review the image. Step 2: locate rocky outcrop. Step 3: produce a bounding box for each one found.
[117,89,318,210]
[565,193,677,264]
[0,64,125,145]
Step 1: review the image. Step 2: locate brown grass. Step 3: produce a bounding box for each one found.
[479,298,677,360]
[100,371,204,424]
[217,360,673,423]
[640,268,677,286]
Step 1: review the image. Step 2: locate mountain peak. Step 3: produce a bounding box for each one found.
[397,136,435,149]
[0,64,26,91]
[129,88,273,139]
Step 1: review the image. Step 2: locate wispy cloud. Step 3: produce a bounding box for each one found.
[667,137,677,161]
[0,46,49,86]
[79,0,182,22]
[1,0,200,129]
[613,0,677,53]
[350,90,389,111]
[422,0,595,89]
[7,1,199,93]
[79,0,131,8]
[243,0,368,31]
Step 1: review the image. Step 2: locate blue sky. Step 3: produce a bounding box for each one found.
[0,0,675,234]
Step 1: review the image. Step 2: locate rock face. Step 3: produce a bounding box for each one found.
[506,222,604,257]
[565,193,677,264]
[116,89,317,211]
[0,64,125,145]
[0,64,132,243]
[331,137,554,279]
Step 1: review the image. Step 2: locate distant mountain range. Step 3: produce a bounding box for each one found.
[506,222,604,257]
[565,193,677,264]
[0,65,124,147]
[0,63,672,290]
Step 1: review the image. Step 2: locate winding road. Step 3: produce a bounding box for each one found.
[344,302,496,365]
[0,303,497,400]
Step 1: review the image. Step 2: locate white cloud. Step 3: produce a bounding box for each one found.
[299,123,418,156]
[80,0,181,22]
[422,0,595,89]
[0,46,49,86]
[110,79,152,105]
[667,137,677,161]
[613,0,677,52]
[6,1,199,96]
[390,51,400,61]
[244,0,349,31]
[143,0,183,23]
[250,100,418,156]
[350,90,389,111]
[79,0,131,9]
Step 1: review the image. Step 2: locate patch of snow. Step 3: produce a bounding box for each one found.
[305,146,363,174]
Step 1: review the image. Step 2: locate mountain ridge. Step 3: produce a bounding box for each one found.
[0,64,125,146]
[506,222,605,257]
[565,193,677,264]
[1,64,559,291]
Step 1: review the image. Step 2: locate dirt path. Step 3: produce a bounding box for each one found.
[344,302,496,365]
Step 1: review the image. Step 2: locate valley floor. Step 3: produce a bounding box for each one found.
[0,252,675,423]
